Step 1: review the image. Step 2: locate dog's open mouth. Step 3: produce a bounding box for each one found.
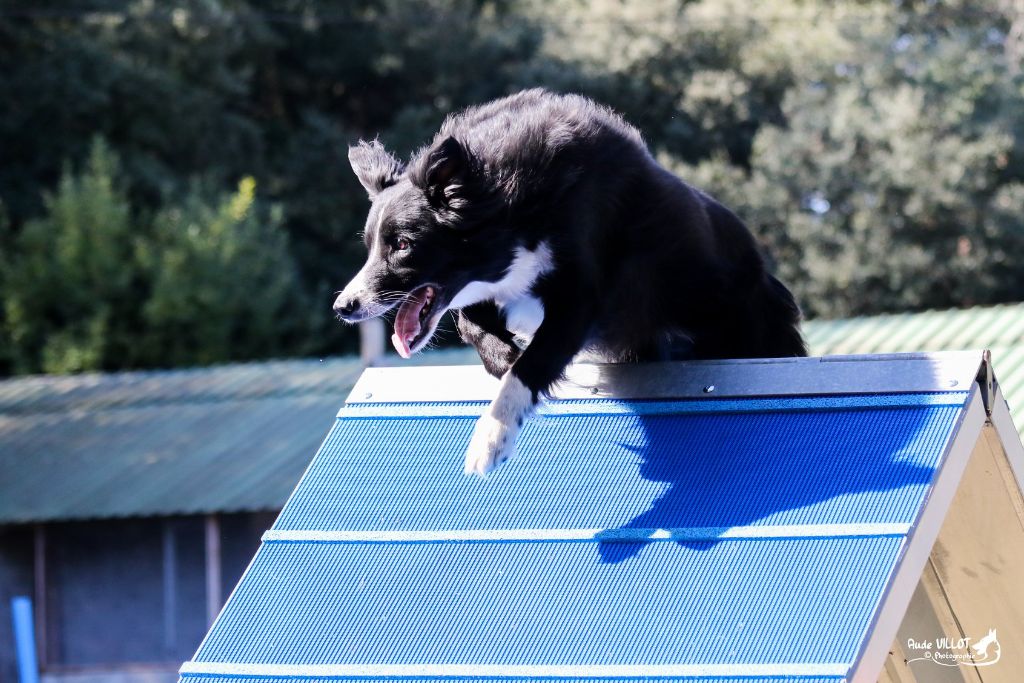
[392,284,443,358]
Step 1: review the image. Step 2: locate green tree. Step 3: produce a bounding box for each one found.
[138,176,309,367]
[677,0,1024,317]
[2,138,141,374]
[0,139,313,373]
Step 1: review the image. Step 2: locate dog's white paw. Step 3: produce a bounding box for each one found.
[464,372,534,476]
[464,413,518,476]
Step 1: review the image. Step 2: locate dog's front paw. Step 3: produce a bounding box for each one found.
[464,413,518,476]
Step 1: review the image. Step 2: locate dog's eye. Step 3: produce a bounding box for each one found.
[394,238,411,252]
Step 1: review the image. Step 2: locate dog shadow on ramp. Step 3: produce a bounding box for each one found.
[592,406,950,564]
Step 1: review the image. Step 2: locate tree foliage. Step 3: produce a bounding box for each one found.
[675,0,1024,317]
[1,0,1023,373]
[1,139,307,374]
[2,140,138,374]
[139,176,308,367]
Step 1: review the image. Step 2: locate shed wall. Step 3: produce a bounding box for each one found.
[0,512,273,681]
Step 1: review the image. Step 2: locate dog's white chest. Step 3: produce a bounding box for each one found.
[449,241,553,343]
[502,295,545,341]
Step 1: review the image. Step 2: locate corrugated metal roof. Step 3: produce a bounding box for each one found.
[804,302,1024,354]
[0,358,361,414]
[180,358,978,681]
[804,302,1024,433]
[0,349,480,524]
[0,358,366,523]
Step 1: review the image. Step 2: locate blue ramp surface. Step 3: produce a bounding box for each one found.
[180,357,980,682]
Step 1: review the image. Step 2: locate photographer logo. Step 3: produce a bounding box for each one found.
[906,628,1001,668]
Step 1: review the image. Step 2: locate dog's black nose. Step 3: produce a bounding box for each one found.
[334,296,360,319]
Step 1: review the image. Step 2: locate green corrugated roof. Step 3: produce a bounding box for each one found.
[804,302,1024,355]
[2,305,1022,524]
[805,302,1024,432]
[0,349,480,524]
[0,357,367,524]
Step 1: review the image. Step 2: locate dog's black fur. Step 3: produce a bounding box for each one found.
[337,90,806,472]
[336,89,805,402]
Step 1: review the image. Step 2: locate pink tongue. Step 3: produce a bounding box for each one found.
[392,289,428,359]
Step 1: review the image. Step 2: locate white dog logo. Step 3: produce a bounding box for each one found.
[970,628,1000,665]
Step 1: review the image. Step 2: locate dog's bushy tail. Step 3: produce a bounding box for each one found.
[758,273,807,357]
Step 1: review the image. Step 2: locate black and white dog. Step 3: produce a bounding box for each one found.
[335,89,805,475]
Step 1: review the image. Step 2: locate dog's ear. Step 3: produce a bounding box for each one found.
[419,136,469,207]
[348,140,403,198]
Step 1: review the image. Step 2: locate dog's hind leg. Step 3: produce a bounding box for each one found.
[457,303,521,378]
[759,274,807,357]
[689,275,806,360]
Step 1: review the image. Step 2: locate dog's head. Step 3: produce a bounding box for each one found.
[334,136,514,357]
